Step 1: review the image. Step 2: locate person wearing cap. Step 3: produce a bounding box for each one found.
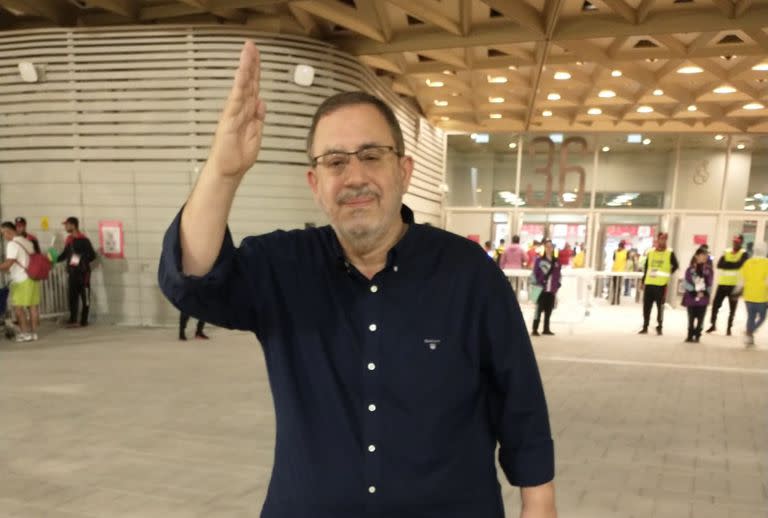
[57,217,97,327]
[706,234,749,336]
[682,247,714,343]
[14,217,41,254]
[610,240,628,305]
[639,232,679,335]
[739,241,768,348]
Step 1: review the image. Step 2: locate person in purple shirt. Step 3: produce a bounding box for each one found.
[532,239,562,336]
[682,247,714,343]
[500,235,526,270]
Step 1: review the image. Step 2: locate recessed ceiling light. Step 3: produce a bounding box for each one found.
[752,63,768,71]
[508,65,517,70]
[713,85,737,94]
[737,143,746,150]
[643,138,652,145]
[598,89,616,98]
[554,71,571,80]
[677,65,703,74]
[451,92,459,96]
[489,113,503,119]
[646,58,658,63]
[720,55,736,61]
[576,61,584,66]
[489,96,505,103]
[714,134,724,141]
[434,100,448,106]
[443,69,454,75]
[439,116,450,121]
[611,70,622,77]
[637,105,654,113]
[509,142,518,149]
[425,79,444,87]
[542,110,553,117]
[547,93,561,101]
[687,105,698,112]
[743,102,764,110]
[653,89,664,96]
[587,107,602,115]
[602,146,610,152]
[487,75,508,84]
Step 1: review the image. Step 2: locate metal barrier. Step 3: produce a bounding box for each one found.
[0,262,69,319]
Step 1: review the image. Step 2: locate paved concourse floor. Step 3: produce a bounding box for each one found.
[1,303,766,518]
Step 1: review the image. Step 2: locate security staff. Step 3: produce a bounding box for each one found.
[706,234,749,336]
[639,232,679,335]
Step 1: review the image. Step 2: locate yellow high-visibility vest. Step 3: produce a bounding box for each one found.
[717,248,746,286]
[612,249,628,273]
[644,249,673,286]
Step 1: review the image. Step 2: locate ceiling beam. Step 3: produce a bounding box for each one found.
[734,0,753,17]
[176,0,246,22]
[86,0,138,19]
[591,0,636,24]
[359,54,405,74]
[744,28,768,51]
[418,49,467,69]
[357,1,392,41]
[710,0,735,18]
[478,0,544,35]
[0,0,77,25]
[636,0,655,23]
[524,0,564,130]
[387,0,462,36]
[287,3,322,36]
[140,3,204,19]
[460,0,472,36]
[654,34,687,57]
[291,0,385,42]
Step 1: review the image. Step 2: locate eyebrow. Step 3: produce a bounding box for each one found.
[316,142,393,155]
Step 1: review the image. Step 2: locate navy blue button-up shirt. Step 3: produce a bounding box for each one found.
[158,205,554,518]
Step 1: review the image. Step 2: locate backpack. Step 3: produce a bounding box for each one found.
[15,240,51,281]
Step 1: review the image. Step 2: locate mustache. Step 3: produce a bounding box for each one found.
[337,188,379,204]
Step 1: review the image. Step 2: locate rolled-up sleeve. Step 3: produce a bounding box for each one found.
[481,265,555,487]
[158,208,265,333]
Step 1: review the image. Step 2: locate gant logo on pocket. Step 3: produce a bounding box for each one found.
[424,339,441,350]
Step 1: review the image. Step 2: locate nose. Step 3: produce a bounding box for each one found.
[342,155,368,186]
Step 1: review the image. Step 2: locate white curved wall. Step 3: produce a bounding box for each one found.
[0,26,446,326]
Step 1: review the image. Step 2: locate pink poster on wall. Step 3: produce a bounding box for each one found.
[99,220,124,259]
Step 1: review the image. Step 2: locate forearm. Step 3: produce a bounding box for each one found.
[520,482,557,518]
[180,163,241,276]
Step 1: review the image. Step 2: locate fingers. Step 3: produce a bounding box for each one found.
[224,41,259,119]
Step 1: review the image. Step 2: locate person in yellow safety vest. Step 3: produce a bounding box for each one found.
[740,241,768,348]
[639,232,679,335]
[494,239,506,265]
[610,240,628,305]
[706,234,750,336]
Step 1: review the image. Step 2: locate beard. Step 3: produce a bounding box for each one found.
[327,186,402,253]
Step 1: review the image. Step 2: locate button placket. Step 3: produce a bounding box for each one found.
[362,278,383,502]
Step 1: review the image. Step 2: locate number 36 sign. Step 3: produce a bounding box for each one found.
[525,136,588,207]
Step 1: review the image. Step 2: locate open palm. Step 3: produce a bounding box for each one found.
[209,41,267,179]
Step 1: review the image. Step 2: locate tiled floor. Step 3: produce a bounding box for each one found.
[1,302,766,517]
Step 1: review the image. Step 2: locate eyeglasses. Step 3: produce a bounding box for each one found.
[311,145,401,173]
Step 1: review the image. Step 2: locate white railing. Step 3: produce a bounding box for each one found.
[0,262,69,319]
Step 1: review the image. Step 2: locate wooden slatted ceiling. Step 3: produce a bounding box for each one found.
[0,27,446,325]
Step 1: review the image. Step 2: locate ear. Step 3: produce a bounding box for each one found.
[399,155,414,193]
[307,168,320,201]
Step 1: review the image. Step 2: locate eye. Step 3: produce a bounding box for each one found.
[324,155,347,168]
[359,149,384,162]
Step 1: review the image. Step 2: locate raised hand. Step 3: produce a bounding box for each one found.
[207,41,267,179]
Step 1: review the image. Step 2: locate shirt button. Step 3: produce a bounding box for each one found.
[368,323,377,332]
[368,444,376,453]
[370,285,378,293]
[368,403,376,412]
[368,486,376,494]
[393,266,399,272]
[367,362,376,371]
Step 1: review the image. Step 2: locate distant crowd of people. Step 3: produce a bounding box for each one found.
[489,233,768,348]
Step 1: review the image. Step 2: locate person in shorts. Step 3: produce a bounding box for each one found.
[0,221,41,342]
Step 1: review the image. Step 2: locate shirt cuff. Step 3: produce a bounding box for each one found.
[500,438,555,488]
